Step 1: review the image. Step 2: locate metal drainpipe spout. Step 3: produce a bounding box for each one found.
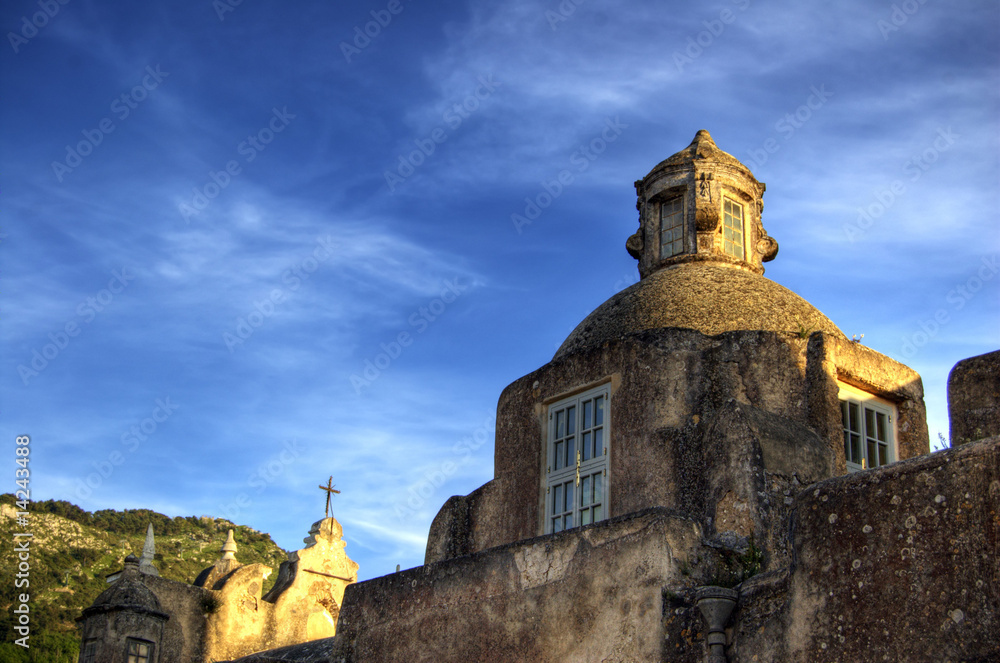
[695,586,739,663]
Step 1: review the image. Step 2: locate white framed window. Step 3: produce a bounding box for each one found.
[838,383,897,472]
[660,196,685,259]
[127,639,153,663]
[721,197,744,259]
[546,384,609,533]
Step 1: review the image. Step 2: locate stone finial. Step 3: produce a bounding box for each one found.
[221,529,238,561]
[122,554,141,577]
[139,524,159,577]
[193,529,243,589]
[629,130,777,279]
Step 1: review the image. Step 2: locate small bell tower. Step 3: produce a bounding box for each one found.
[627,130,778,278]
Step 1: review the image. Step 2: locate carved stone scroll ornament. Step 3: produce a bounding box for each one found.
[695,200,721,232]
[756,235,779,262]
[626,230,644,260]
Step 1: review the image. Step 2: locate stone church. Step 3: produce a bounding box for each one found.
[79,131,999,662]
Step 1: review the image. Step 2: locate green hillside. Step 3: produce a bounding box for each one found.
[0,495,287,663]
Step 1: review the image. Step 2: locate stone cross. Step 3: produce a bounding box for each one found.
[319,476,341,518]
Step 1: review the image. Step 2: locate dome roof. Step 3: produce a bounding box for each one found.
[554,262,844,359]
[83,555,167,618]
[645,129,748,177]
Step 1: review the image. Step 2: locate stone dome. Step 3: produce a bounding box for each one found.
[645,129,748,176]
[83,555,166,617]
[554,262,844,359]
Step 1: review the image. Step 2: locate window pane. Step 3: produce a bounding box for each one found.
[546,386,610,534]
[851,434,861,463]
[841,401,848,428]
[849,403,860,432]
[593,505,602,521]
[878,443,888,466]
[865,408,875,440]
[867,440,877,467]
[843,431,851,460]
[876,412,887,441]
[722,199,744,259]
[661,197,685,259]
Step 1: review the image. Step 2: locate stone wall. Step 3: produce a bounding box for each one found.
[342,509,708,663]
[427,329,928,564]
[142,574,209,662]
[807,332,929,471]
[949,349,1000,445]
[730,436,1000,662]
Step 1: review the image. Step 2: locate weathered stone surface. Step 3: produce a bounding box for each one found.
[141,573,210,662]
[784,436,1000,662]
[699,400,833,573]
[631,130,775,278]
[949,349,1000,445]
[430,327,927,564]
[555,263,844,360]
[807,331,929,473]
[139,523,159,576]
[226,637,336,662]
[203,517,359,662]
[80,519,358,663]
[339,509,708,663]
[77,556,172,663]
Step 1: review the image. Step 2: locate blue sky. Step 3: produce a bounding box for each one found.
[2,0,997,581]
